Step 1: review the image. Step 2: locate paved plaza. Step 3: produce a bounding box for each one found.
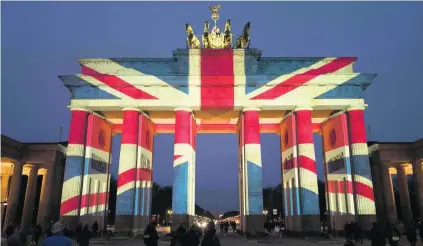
[96,235,350,246]
[81,232,410,246]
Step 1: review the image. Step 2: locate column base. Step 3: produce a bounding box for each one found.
[79,215,105,231]
[115,215,134,233]
[331,214,356,232]
[242,215,265,237]
[60,216,80,231]
[285,215,320,237]
[133,215,150,234]
[171,214,194,231]
[357,214,376,231]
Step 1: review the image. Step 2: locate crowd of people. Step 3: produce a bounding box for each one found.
[4,217,423,246]
[2,220,102,246]
[218,220,236,234]
[144,221,221,246]
[368,220,423,246]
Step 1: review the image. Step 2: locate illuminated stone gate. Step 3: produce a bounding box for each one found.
[58,7,378,235]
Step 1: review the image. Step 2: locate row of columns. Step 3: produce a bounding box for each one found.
[60,108,113,230]
[380,160,423,225]
[281,106,377,233]
[2,162,56,233]
[59,105,375,235]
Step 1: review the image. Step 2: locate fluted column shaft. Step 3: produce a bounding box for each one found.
[346,107,376,230]
[20,165,39,233]
[396,165,412,223]
[37,167,55,230]
[380,164,397,223]
[172,108,197,231]
[60,108,89,230]
[3,161,23,228]
[1,173,10,229]
[115,108,140,232]
[294,107,320,232]
[412,160,423,221]
[1,174,10,202]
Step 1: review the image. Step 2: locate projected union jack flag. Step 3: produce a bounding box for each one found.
[60,49,375,110]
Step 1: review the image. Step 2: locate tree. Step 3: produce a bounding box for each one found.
[151,184,213,220]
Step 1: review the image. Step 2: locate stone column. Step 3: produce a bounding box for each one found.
[346,106,376,230]
[294,107,320,234]
[380,164,397,224]
[37,167,55,230]
[1,172,10,229]
[239,108,264,235]
[115,108,140,233]
[60,108,89,229]
[20,165,40,233]
[133,113,155,232]
[172,108,196,231]
[3,161,23,228]
[412,159,423,222]
[1,173,10,202]
[396,164,412,223]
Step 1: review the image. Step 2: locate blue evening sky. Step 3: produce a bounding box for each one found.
[2,2,422,213]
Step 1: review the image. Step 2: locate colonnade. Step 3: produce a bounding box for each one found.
[1,162,56,233]
[377,161,423,225]
[59,106,377,235]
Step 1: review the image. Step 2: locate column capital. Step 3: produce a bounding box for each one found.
[242,107,260,112]
[396,164,408,172]
[68,107,90,112]
[122,107,141,112]
[400,163,411,168]
[346,105,367,111]
[38,168,48,175]
[294,106,313,112]
[174,107,193,112]
[23,164,39,174]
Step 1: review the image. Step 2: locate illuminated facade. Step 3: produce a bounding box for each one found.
[368,140,423,228]
[1,135,66,232]
[57,7,381,235]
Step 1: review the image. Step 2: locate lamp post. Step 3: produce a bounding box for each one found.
[167,210,173,225]
[1,200,7,229]
[263,210,268,220]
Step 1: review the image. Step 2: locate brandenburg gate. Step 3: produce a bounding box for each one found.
[58,7,378,235]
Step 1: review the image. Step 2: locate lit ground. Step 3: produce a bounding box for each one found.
[97,233,359,246]
[24,226,414,246]
[93,230,407,246]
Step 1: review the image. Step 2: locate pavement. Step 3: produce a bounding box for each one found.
[94,231,420,246]
[10,229,420,246]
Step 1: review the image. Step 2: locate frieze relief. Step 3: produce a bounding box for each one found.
[172,49,262,58]
[79,58,173,65]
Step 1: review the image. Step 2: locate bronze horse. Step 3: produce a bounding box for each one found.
[223,19,232,49]
[186,23,200,49]
[202,21,211,49]
[233,22,251,49]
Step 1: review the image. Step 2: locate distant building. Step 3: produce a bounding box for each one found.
[1,135,67,232]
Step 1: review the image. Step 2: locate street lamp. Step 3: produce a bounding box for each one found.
[263,210,268,216]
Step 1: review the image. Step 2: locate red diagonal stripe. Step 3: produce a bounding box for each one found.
[327,180,353,194]
[60,192,108,215]
[298,156,317,174]
[174,155,183,161]
[354,181,375,202]
[327,180,374,202]
[117,168,137,188]
[81,66,158,99]
[251,57,357,100]
[117,168,152,189]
